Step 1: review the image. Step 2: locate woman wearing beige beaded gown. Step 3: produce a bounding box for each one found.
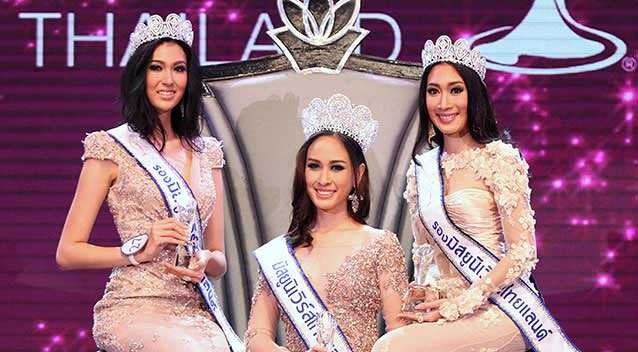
[372,36,579,352]
[55,14,240,352]
[245,94,408,352]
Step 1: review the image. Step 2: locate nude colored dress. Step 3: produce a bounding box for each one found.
[245,229,408,352]
[373,141,536,352]
[82,131,230,352]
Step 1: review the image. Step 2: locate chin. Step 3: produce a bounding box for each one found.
[309,197,343,213]
[437,124,465,136]
[150,97,181,114]
[153,104,176,116]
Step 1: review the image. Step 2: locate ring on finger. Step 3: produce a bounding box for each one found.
[417,312,425,323]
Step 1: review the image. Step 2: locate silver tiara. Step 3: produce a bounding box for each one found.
[129,14,194,52]
[301,94,379,152]
[421,35,487,81]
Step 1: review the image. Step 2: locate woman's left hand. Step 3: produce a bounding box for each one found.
[163,249,212,283]
[397,299,445,323]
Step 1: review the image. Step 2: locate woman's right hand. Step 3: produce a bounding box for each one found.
[137,218,188,263]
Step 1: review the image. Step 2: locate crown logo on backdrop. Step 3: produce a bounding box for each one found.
[268,0,369,74]
[129,13,194,52]
[421,35,487,81]
[301,93,379,152]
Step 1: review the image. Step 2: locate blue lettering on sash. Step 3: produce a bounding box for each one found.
[272,259,320,333]
[468,256,485,278]
[498,284,552,342]
[453,244,467,257]
[501,284,517,303]
[152,163,182,201]
[432,221,490,277]
[303,310,318,330]
[436,222,555,344]
[415,159,571,350]
[460,252,473,267]
[446,236,458,251]
[199,280,217,308]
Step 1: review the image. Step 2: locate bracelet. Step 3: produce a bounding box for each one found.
[128,254,141,266]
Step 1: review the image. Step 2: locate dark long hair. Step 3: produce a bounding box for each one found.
[288,132,371,248]
[411,62,510,160]
[120,38,202,151]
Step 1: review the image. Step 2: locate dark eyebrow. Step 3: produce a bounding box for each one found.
[306,158,346,164]
[149,59,186,66]
[427,81,464,87]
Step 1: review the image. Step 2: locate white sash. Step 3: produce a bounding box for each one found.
[107,124,245,352]
[253,235,353,352]
[413,147,580,352]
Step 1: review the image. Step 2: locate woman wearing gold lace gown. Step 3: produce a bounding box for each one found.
[245,94,408,352]
[55,14,234,351]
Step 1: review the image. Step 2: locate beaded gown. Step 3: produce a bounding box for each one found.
[245,228,408,352]
[82,131,230,352]
[373,141,536,351]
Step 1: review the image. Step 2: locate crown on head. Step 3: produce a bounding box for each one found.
[301,94,379,153]
[129,14,194,52]
[421,35,487,81]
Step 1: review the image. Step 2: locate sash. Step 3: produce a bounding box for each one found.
[107,124,245,352]
[253,235,353,352]
[413,147,580,352]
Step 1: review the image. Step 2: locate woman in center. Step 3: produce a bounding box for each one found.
[245,94,408,352]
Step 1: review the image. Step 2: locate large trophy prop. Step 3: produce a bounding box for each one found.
[200,0,422,332]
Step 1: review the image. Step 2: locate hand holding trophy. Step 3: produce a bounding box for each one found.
[316,310,337,351]
[175,200,197,268]
[402,242,440,312]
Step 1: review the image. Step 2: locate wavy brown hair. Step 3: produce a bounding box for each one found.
[287,132,371,248]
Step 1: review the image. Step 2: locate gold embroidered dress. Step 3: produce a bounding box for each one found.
[246,229,408,352]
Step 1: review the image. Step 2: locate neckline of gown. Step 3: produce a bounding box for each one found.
[445,187,491,199]
[295,229,388,278]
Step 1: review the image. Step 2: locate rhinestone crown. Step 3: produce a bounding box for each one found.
[301,93,379,153]
[421,35,487,81]
[129,14,194,52]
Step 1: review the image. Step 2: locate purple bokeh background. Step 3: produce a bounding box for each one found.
[1,1,636,351]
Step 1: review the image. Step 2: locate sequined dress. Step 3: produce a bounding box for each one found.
[82,131,230,352]
[245,228,408,352]
[373,141,536,351]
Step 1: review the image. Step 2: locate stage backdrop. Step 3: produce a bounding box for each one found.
[1,1,637,351]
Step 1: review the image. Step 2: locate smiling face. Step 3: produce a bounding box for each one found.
[425,63,469,137]
[304,135,363,214]
[145,41,188,117]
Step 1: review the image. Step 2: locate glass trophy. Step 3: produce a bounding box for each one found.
[403,243,440,311]
[316,310,337,350]
[175,201,197,268]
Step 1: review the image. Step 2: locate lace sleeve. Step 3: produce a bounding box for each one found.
[203,137,225,169]
[439,142,538,321]
[81,131,118,164]
[245,272,281,351]
[377,232,409,330]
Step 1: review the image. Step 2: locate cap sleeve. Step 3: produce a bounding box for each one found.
[81,131,118,164]
[202,136,225,169]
